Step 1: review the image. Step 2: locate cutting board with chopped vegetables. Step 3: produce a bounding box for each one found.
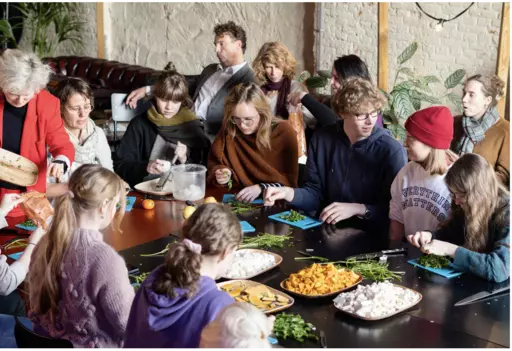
[268,210,322,229]
[407,259,463,279]
[0,148,38,187]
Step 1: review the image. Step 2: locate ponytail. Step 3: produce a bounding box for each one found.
[27,164,125,318]
[153,204,242,298]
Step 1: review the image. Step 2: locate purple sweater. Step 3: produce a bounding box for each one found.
[29,228,135,347]
[124,266,234,348]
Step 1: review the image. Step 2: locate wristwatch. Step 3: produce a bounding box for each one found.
[358,205,370,219]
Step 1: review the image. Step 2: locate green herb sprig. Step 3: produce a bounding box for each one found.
[279,210,305,222]
[273,313,318,343]
[140,244,170,257]
[334,258,403,282]
[239,232,292,250]
[228,199,258,215]
[294,255,329,262]
[129,272,150,291]
[418,254,451,269]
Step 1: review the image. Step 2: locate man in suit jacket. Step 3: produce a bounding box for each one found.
[126,21,254,140]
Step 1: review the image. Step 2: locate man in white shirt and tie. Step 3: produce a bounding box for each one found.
[126,21,254,140]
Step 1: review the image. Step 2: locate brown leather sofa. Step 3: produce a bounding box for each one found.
[42,56,163,110]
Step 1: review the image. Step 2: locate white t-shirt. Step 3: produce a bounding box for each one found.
[389,161,452,236]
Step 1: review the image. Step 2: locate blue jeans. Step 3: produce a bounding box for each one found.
[0,314,32,348]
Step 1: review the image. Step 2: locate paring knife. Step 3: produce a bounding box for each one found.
[347,248,407,261]
[154,154,179,191]
[454,285,510,306]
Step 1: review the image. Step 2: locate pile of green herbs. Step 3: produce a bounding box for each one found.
[418,254,451,269]
[19,219,35,227]
[228,199,258,215]
[239,232,292,250]
[273,313,318,343]
[129,272,150,291]
[279,210,305,222]
[334,258,403,282]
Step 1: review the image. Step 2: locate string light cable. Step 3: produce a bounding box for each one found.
[415,2,475,31]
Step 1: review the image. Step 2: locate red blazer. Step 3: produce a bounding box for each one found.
[0,90,75,216]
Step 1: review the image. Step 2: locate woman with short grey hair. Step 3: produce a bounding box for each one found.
[0,49,74,216]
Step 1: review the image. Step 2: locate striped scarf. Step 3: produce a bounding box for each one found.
[454,107,499,154]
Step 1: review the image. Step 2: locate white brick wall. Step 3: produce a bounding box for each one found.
[318,2,502,113]
[108,2,307,75]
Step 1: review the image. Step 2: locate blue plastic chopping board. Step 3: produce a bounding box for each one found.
[222,194,264,205]
[7,252,23,261]
[240,221,256,233]
[15,223,36,231]
[268,211,323,230]
[408,258,463,279]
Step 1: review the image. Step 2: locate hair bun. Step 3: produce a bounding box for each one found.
[164,62,177,73]
[491,75,505,100]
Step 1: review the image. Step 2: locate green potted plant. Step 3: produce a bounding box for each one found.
[0,3,85,57]
[382,42,466,141]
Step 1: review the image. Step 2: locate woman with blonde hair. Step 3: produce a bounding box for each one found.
[389,106,458,241]
[452,74,509,185]
[208,82,298,203]
[124,204,242,348]
[114,62,210,188]
[27,164,134,347]
[200,302,274,348]
[0,49,74,215]
[408,153,510,283]
[253,41,314,154]
[264,78,406,227]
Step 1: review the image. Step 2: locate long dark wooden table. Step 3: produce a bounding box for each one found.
[1,189,509,347]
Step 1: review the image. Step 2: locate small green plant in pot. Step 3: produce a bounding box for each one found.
[382,41,466,141]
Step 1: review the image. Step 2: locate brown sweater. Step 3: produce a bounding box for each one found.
[208,121,299,188]
[452,116,510,186]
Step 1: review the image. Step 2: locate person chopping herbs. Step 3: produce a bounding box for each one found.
[0,49,75,215]
[264,78,407,228]
[407,154,510,283]
[124,204,243,348]
[0,193,46,316]
[207,82,299,203]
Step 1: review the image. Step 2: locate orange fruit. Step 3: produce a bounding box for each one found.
[142,199,155,210]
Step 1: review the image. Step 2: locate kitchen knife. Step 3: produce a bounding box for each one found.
[347,248,407,261]
[154,154,179,191]
[454,285,510,306]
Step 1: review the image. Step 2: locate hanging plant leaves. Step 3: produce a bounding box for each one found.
[411,97,421,110]
[444,69,466,89]
[305,76,328,89]
[393,80,414,91]
[392,90,416,122]
[410,90,441,105]
[397,42,418,65]
[317,70,332,79]
[446,92,462,107]
[387,123,407,142]
[422,75,441,84]
[297,70,311,83]
[399,67,415,78]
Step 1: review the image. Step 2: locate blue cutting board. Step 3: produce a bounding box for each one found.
[222,194,264,205]
[7,252,23,261]
[268,211,323,230]
[408,258,463,279]
[125,196,136,212]
[15,223,36,231]
[240,221,256,233]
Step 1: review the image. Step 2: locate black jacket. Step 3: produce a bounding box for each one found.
[113,114,210,187]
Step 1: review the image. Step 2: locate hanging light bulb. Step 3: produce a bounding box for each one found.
[434,20,444,32]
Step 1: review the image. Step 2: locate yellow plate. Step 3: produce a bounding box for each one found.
[217,279,294,314]
[222,249,283,280]
[279,272,363,299]
[333,284,423,321]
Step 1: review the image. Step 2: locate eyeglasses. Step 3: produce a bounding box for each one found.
[231,116,257,127]
[355,110,380,121]
[66,104,93,115]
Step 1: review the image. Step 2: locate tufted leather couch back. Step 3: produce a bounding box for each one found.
[42,56,163,109]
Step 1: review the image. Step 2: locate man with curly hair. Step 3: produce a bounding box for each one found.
[126,21,254,140]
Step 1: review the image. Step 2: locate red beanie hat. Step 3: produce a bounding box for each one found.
[404,106,454,149]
